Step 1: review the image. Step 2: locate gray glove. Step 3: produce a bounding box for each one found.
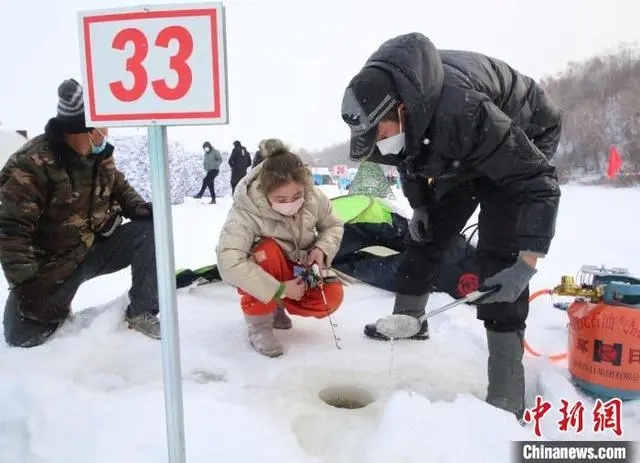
[479,257,537,304]
[408,207,431,242]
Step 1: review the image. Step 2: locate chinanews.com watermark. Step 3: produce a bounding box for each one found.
[512,395,636,462]
[513,441,634,462]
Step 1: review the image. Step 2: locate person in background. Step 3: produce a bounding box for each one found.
[228,140,252,194]
[0,78,161,348]
[193,141,222,204]
[340,33,562,420]
[252,140,265,168]
[217,138,344,357]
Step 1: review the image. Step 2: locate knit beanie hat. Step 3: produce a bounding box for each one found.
[55,79,90,133]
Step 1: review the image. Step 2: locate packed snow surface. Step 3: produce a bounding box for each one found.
[1,185,639,463]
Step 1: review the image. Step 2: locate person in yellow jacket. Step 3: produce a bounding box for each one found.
[216,139,345,357]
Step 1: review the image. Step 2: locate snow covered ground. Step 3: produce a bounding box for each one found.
[0,184,639,463]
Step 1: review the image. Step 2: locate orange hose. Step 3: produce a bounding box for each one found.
[524,289,568,362]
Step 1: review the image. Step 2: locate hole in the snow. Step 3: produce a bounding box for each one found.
[318,385,375,410]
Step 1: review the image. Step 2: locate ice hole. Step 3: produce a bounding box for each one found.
[318,385,375,410]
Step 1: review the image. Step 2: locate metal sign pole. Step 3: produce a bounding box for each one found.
[78,3,228,458]
[147,124,186,463]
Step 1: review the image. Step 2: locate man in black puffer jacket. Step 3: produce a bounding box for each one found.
[340,33,562,420]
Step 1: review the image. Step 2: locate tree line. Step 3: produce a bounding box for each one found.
[301,43,640,184]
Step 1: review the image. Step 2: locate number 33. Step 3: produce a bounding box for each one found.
[109,26,193,102]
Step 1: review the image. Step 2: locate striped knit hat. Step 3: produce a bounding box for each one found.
[55,79,90,133]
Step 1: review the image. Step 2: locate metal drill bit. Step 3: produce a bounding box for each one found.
[312,263,341,350]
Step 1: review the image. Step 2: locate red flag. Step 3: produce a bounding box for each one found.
[607,145,622,179]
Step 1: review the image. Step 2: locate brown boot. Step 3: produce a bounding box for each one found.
[273,306,292,330]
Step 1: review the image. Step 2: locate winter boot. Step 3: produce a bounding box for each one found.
[245,313,283,357]
[364,293,430,341]
[273,306,292,330]
[210,198,216,204]
[485,329,526,419]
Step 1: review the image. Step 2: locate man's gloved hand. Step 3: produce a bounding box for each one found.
[131,202,153,219]
[479,257,537,304]
[408,206,431,243]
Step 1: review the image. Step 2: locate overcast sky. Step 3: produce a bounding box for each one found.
[1,0,638,153]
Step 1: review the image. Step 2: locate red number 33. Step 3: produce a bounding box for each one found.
[109,26,194,102]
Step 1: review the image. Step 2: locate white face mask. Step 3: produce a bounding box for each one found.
[376,109,405,156]
[376,132,405,156]
[271,197,304,216]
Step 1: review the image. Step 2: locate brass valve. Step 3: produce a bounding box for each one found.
[552,275,603,301]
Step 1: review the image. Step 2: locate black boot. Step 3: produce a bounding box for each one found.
[485,329,526,419]
[364,293,430,341]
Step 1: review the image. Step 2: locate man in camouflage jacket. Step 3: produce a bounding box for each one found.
[0,79,161,347]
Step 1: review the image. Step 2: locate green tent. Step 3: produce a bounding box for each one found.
[330,194,399,259]
[330,194,394,226]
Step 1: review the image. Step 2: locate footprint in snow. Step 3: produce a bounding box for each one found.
[186,368,227,384]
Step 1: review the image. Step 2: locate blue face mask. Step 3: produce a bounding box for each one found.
[90,135,108,155]
[91,140,107,155]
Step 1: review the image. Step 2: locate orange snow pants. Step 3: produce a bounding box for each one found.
[239,238,344,317]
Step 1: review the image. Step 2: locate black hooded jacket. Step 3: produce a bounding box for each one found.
[360,33,562,255]
[229,145,252,178]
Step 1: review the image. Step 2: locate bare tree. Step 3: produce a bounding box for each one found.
[301,42,640,184]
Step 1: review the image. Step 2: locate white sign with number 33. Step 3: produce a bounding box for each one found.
[78,3,228,127]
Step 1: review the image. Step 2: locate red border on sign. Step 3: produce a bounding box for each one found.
[82,8,222,122]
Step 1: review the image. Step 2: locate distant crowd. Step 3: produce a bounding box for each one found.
[193,139,265,204]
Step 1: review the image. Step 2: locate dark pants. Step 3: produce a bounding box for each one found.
[197,169,219,199]
[3,220,159,348]
[395,179,529,333]
[333,217,478,299]
[230,172,247,194]
[333,214,409,291]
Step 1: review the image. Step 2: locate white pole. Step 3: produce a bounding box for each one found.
[147,124,186,463]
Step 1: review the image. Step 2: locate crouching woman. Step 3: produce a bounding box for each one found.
[216,139,345,357]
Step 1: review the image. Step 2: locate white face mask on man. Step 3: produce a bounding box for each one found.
[271,197,304,216]
[376,109,405,156]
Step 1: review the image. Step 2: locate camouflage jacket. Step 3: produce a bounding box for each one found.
[0,134,147,289]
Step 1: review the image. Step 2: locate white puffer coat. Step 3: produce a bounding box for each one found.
[216,165,344,303]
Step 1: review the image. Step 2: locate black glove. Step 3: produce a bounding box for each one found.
[408,207,431,242]
[479,257,537,304]
[131,202,153,219]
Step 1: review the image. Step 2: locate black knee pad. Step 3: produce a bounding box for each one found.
[484,319,526,333]
[477,288,529,333]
